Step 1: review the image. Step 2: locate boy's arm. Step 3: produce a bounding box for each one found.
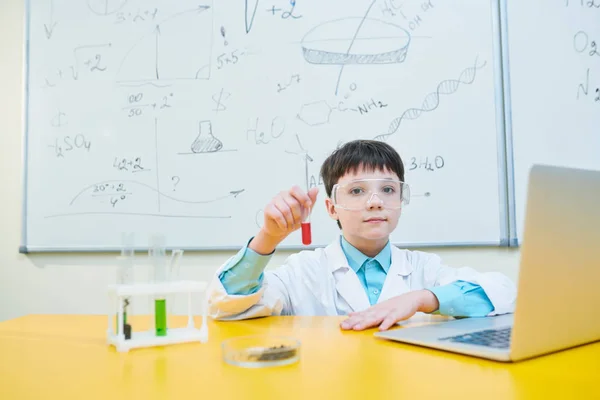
[339,254,516,331]
[219,229,285,294]
[218,237,273,295]
[208,231,298,320]
[426,281,494,317]
[209,185,318,320]
[423,253,517,316]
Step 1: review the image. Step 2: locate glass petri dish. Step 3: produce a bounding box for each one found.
[221,335,301,368]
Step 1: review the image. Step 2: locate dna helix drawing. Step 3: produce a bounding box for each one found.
[374,56,487,141]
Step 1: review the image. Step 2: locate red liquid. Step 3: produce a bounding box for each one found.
[301,222,312,245]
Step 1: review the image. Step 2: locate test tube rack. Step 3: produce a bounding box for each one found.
[107,280,208,352]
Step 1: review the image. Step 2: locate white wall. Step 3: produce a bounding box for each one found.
[0,0,521,322]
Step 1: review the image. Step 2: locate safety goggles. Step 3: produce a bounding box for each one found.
[331,179,410,210]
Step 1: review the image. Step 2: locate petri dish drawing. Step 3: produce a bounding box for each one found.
[221,335,301,368]
[301,17,411,65]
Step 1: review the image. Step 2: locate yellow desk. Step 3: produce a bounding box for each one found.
[1,315,599,399]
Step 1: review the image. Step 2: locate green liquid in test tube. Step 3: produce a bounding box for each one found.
[154,298,167,336]
[150,234,168,337]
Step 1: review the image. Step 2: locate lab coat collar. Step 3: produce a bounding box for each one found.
[325,236,413,312]
[340,235,392,274]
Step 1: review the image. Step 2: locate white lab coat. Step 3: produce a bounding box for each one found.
[207,237,516,320]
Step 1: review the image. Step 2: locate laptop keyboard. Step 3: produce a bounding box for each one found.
[439,327,512,349]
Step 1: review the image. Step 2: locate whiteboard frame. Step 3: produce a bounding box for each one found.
[19,0,32,255]
[491,0,512,248]
[18,0,513,253]
[497,0,518,247]
[19,240,507,254]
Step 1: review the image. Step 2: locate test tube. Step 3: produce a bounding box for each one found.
[167,249,183,315]
[149,234,168,337]
[117,232,134,339]
[301,183,312,246]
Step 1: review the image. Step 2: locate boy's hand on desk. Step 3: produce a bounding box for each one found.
[340,290,440,331]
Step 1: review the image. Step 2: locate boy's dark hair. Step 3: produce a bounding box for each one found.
[320,140,405,199]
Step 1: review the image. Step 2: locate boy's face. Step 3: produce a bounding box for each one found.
[325,167,402,247]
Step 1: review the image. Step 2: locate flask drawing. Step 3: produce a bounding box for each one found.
[191,121,223,153]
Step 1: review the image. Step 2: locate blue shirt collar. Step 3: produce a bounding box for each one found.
[340,235,392,273]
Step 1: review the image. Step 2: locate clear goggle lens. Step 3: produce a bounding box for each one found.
[332,179,410,210]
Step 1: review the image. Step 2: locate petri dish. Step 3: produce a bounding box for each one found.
[221,335,301,368]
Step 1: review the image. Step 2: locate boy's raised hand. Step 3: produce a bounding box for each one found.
[339,290,440,331]
[250,186,319,255]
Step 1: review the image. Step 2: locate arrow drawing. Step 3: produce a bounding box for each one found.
[155,25,161,79]
[69,180,245,206]
[116,5,212,84]
[44,0,57,39]
[335,0,376,95]
[45,212,231,219]
[245,0,259,33]
[229,189,245,197]
[413,192,431,198]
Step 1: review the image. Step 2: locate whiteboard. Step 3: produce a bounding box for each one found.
[504,0,600,244]
[21,0,509,252]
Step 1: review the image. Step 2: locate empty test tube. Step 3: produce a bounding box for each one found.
[118,232,135,339]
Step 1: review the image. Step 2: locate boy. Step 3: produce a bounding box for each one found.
[207,140,516,331]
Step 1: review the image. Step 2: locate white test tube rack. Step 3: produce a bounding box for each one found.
[107,280,208,352]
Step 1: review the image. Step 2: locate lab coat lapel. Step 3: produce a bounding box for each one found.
[334,268,371,313]
[325,239,371,312]
[377,246,413,303]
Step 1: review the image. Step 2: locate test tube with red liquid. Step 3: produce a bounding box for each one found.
[301,184,312,245]
[301,213,312,245]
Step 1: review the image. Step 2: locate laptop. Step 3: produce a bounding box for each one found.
[375,164,600,362]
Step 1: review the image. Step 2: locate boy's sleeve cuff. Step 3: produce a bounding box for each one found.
[221,236,274,273]
[427,284,464,316]
[218,237,274,295]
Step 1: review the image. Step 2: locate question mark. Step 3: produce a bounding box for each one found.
[171,176,180,191]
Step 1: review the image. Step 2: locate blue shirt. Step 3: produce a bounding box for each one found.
[340,235,392,306]
[218,236,495,317]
